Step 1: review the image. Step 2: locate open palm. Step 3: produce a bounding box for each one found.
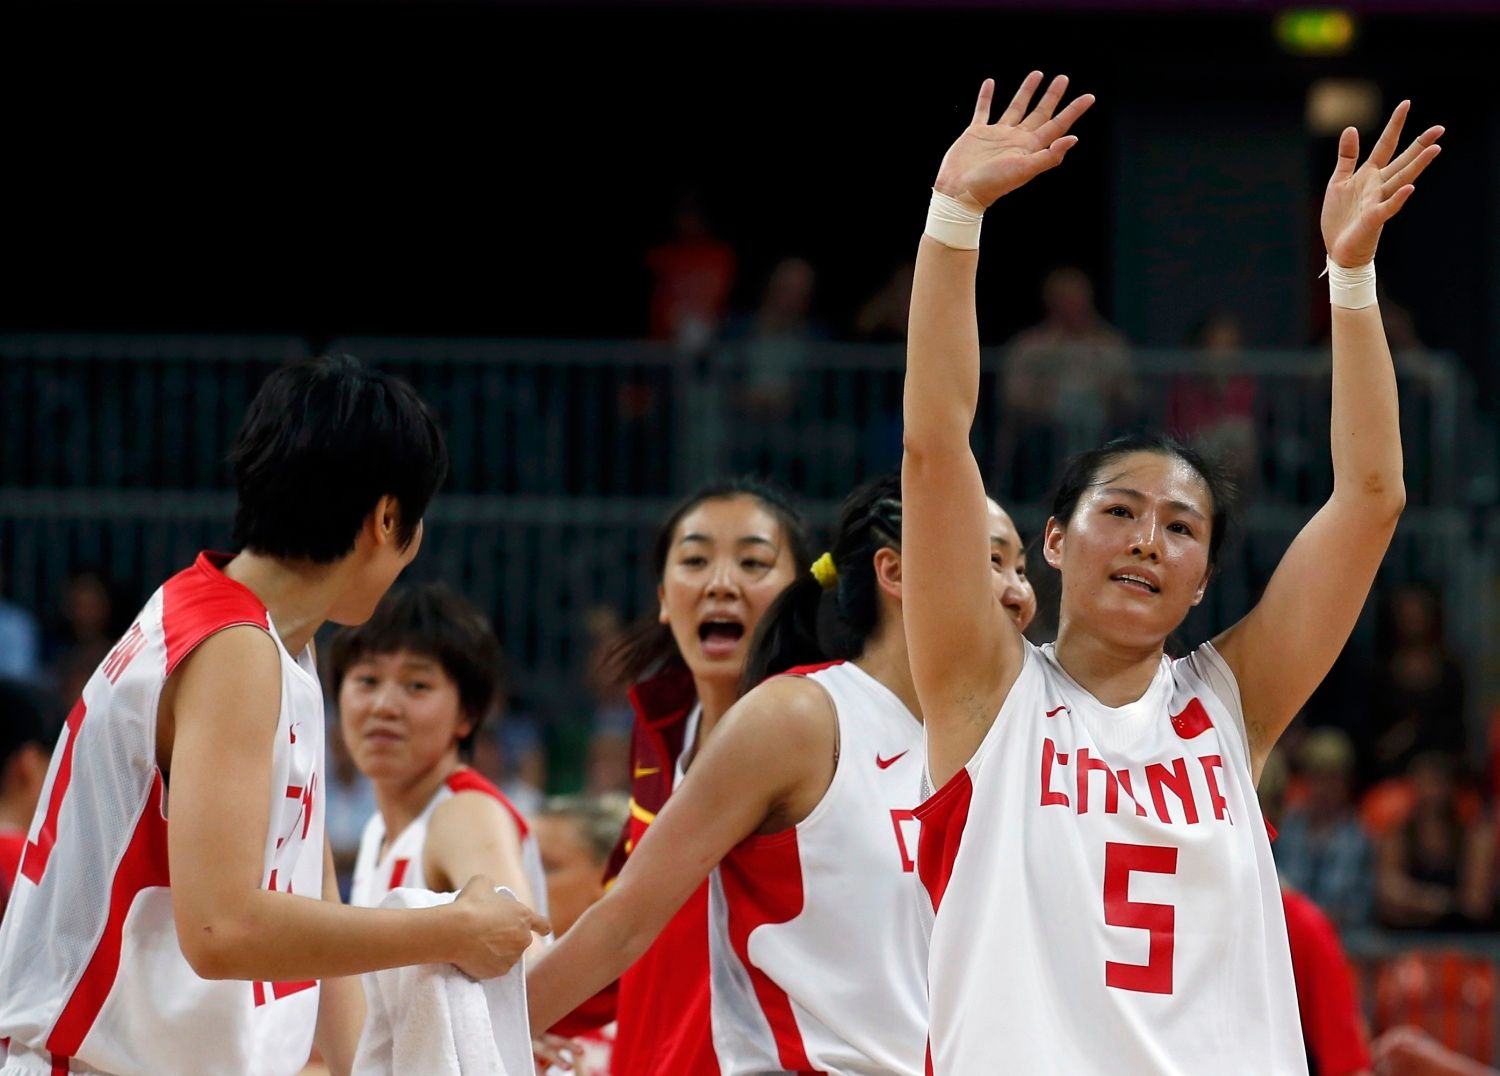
[935,73,1095,210]
[1321,100,1443,268]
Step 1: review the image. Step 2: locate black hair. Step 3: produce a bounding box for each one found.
[1049,432,1235,567]
[327,582,501,758]
[228,355,449,564]
[0,678,58,770]
[742,473,904,691]
[609,477,811,687]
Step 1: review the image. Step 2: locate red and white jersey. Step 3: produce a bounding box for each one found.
[708,662,928,1076]
[0,552,325,1076]
[917,641,1305,1075]
[350,767,547,920]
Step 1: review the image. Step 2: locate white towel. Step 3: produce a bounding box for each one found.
[353,887,534,1076]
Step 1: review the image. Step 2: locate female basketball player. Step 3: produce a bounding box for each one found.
[332,583,546,928]
[527,475,1035,1075]
[903,74,1443,1074]
[0,357,548,1076]
[584,478,809,1076]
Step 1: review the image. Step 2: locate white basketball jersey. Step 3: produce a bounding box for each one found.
[917,641,1305,1075]
[708,661,928,1076]
[0,552,325,1076]
[350,767,547,921]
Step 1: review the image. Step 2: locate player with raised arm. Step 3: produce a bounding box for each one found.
[0,356,548,1076]
[903,73,1442,1074]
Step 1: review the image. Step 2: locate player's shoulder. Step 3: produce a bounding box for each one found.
[434,769,525,835]
[718,673,838,763]
[158,553,271,676]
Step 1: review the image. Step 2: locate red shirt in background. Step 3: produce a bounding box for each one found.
[1284,886,1373,1076]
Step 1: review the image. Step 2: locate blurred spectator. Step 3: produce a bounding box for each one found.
[1373,1026,1498,1076]
[852,261,915,343]
[1376,753,1493,931]
[582,605,632,796]
[471,700,547,817]
[537,793,629,1076]
[729,256,824,423]
[1261,748,1375,1076]
[0,679,55,917]
[322,709,377,900]
[646,195,737,356]
[0,567,41,683]
[1274,729,1375,930]
[1167,310,1258,491]
[997,267,1137,500]
[44,568,122,705]
[1369,584,1466,783]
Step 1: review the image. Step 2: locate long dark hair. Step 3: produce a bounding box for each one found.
[1049,432,1235,567]
[609,477,811,687]
[742,473,903,691]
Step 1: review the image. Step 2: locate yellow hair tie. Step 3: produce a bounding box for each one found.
[810,552,839,590]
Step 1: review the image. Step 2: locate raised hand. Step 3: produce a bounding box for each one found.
[934,72,1095,210]
[1321,101,1443,268]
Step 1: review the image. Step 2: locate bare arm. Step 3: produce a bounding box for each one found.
[424,791,546,957]
[167,628,547,982]
[1213,103,1443,773]
[526,676,835,1034]
[314,838,364,1076]
[904,73,1093,787]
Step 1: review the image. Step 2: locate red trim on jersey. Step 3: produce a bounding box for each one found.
[51,1056,69,1075]
[913,768,974,915]
[161,552,270,677]
[20,699,86,886]
[445,767,530,840]
[389,858,411,888]
[719,829,814,1071]
[47,772,170,1058]
[776,660,844,679]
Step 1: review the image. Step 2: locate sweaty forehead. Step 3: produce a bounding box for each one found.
[1094,453,1213,511]
[675,496,782,544]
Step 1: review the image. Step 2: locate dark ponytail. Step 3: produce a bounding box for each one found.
[608,477,811,687]
[742,473,903,692]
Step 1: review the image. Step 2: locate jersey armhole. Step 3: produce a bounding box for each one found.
[732,674,841,848]
[1186,641,1252,766]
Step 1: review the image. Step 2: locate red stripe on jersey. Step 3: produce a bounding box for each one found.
[389,858,410,889]
[776,660,844,679]
[20,699,86,885]
[913,768,974,914]
[719,830,814,1071]
[47,772,170,1057]
[161,552,270,677]
[51,1056,69,1075]
[445,767,529,839]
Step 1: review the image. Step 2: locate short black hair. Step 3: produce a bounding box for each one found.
[326,583,501,757]
[228,355,448,564]
[0,678,57,769]
[743,473,903,690]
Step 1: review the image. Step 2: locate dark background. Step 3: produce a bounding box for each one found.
[4,2,1497,393]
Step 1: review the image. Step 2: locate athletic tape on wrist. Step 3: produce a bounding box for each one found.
[925,189,984,250]
[1326,257,1377,310]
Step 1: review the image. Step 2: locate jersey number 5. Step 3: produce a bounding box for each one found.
[1102,841,1177,995]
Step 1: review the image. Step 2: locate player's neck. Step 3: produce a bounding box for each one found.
[854,621,921,724]
[374,754,460,840]
[0,794,32,831]
[1052,622,1163,708]
[688,677,739,764]
[221,551,348,655]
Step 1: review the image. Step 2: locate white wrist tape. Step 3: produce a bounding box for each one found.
[925,189,984,250]
[1326,257,1377,309]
